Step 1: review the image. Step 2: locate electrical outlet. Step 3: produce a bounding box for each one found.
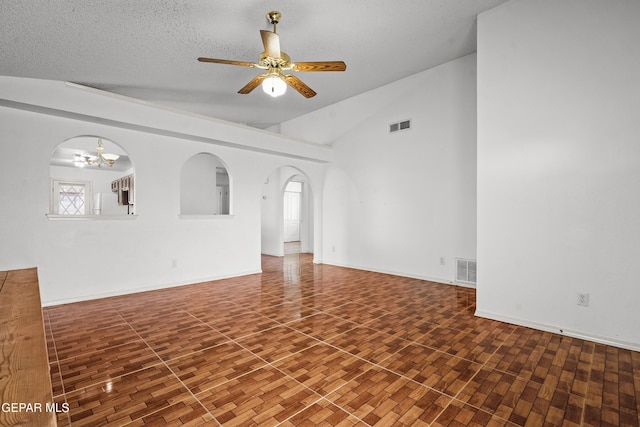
[577,293,589,307]
[439,257,446,265]
[172,259,178,268]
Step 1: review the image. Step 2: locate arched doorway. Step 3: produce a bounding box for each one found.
[261,167,314,257]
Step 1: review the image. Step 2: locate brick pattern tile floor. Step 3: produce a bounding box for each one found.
[44,253,640,426]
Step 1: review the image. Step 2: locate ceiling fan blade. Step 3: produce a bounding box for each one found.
[283,74,317,98]
[260,30,281,59]
[292,61,347,72]
[198,57,257,68]
[238,74,268,94]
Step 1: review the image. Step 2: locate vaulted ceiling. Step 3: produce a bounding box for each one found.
[1,0,508,129]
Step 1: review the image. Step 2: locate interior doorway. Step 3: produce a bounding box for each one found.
[283,181,302,243]
[260,167,314,258]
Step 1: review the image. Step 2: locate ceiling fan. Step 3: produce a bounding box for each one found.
[197,11,346,98]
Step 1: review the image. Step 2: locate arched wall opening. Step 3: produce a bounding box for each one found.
[49,135,135,216]
[180,152,231,215]
[261,166,314,257]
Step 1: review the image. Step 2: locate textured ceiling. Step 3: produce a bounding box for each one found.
[0,0,508,129]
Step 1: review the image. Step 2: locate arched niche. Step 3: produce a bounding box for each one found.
[49,136,135,217]
[261,166,314,256]
[180,153,231,215]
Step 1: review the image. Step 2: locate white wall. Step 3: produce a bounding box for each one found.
[0,77,326,305]
[283,54,478,283]
[261,168,287,256]
[299,180,314,254]
[477,0,640,349]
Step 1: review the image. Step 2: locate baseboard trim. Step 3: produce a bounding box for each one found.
[42,269,263,307]
[475,309,640,352]
[262,251,314,258]
[261,250,284,257]
[321,261,458,288]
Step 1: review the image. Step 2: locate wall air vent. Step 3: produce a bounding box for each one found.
[389,119,411,133]
[455,258,477,285]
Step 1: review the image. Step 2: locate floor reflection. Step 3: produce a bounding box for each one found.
[43,250,634,426]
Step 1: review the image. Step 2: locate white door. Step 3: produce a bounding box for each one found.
[283,190,301,242]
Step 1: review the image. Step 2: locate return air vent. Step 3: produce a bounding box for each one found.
[456,258,477,285]
[389,119,411,133]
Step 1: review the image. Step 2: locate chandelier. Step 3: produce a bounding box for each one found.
[84,139,119,168]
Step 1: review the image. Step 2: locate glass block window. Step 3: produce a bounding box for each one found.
[51,180,91,215]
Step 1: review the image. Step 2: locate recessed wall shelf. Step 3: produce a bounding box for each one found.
[178,214,235,220]
[46,214,138,221]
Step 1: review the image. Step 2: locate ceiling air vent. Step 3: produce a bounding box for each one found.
[389,119,411,133]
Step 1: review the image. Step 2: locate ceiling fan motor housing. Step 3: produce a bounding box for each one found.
[266,11,281,25]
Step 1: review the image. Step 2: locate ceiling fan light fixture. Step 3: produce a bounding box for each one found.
[198,10,345,98]
[261,75,287,97]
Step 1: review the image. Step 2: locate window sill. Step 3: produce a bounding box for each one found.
[46,214,138,221]
[178,214,235,220]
